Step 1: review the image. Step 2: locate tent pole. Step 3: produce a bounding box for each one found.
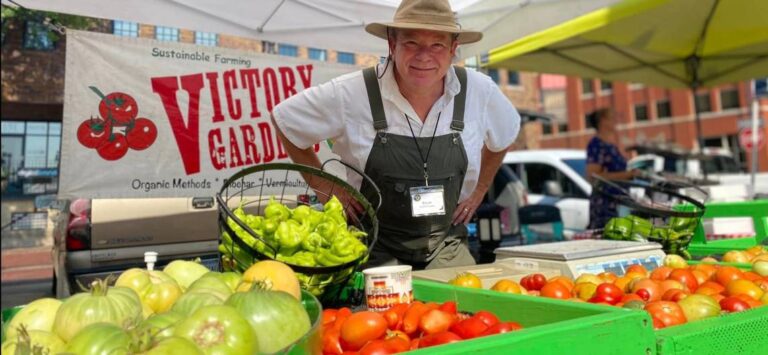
[691,85,707,180]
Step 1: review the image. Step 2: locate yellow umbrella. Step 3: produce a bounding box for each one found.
[482,0,768,148]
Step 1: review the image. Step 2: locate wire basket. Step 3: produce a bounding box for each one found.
[216,159,381,305]
[591,175,707,258]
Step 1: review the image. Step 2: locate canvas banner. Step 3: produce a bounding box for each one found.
[60,30,356,198]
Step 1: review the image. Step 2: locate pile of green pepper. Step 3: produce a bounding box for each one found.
[603,214,698,259]
[220,196,368,270]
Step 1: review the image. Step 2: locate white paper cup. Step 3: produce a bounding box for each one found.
[363,265,413,311]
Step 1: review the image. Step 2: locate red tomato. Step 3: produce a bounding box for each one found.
[590,283,624,305]
[403,302,437,335]
[322,309,338,327]
[382,303,408,330]
[669,269,699,292]
[651,316,666,330]
[719,296,751,313]
[662,289,689,302]
[472,311,500,327]
[96,133,129,161]
[359,340,393,355]
[126,118,157,150]
[521,273,547,291]
[449,317,488,339]
[340,311,388,351]
[650,266,673,281]
[99,91,139,125]
[77,117,111,149]
[418,331,462,349]
[438,301,457,314]
[480,322,523,336]
[715,266,743,287]
[322,327,344,355]
[541,282,571,300]
[418,309,457,335]
[644,301,687,327]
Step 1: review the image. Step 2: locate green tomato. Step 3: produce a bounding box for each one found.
[2,329,66,355]
[115,268,183,315]
[162,260,210,291]
[678,294,721,322]
[143,336,203,355]
[187,275,233,298]
[139,311,185,341]
[53,281,142,342]
[4,297,61,340]
[174,305,257,355]
[171,290,227,317]
[225,289,311,353]
[65,323,132,355]
[200,271,242,292]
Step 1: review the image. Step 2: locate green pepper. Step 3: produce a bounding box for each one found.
[626,215,653,238]
[301,232,325,252]
[276,221,304,256]
[307,208,325,230]
[604,217,633,240]
[347,226,367,240]
[316,248,359,266]
[324,196,344,214]
[264,197,291,222]
[669,216,697,233]
[315,221,338,244]
[262,218,279,235]
[245,214,264,232]
[277,251,316,267]
[292,205,312,223]
[330,233,367,258]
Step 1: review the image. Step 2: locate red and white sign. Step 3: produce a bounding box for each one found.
[738,127,765,152]
[60,30,356,198]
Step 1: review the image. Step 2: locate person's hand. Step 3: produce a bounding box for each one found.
[452,189,484,226]
[310,180,365,219]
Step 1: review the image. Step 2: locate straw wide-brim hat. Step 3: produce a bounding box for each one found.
[365,0,482,44]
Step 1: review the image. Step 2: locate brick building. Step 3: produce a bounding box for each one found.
[531,77,768,172]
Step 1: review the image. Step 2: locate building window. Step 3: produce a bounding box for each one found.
[195,32,217,46]
[1,121,61,196]
[720,89,740,110]
[585,112,598,129]
[337,52,355,65]
[600,80,612,92]
[634,104,649,122]
[155,26,179,42]
[695,93,712,113]
[487,69,500,84]
[582,79,594,95]
[656,100,671,119]
[262,41,277,54]
[279,44,298,57]
[23,21,54,50]
[507,71,520,86]
[558,122,568,133]
[542,122,553,135]
[113,20,139,37]
[308,48,327,61]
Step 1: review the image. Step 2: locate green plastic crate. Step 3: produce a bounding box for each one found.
[677,200,768,256]
[409,279,656,355]
[686,260,752,271]
[655,306,768,355]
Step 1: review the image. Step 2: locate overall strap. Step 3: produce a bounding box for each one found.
[451,66,467,132]
[362,67,388,131]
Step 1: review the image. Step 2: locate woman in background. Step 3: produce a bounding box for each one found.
[586,108,638,229]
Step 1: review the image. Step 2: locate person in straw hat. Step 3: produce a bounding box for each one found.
[272,0,520,269]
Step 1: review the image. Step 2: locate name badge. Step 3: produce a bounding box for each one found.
[410,186,446,217]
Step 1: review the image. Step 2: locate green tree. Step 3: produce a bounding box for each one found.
[2,5,95,43]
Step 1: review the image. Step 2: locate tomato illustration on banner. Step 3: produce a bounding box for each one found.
[76,86,158,160]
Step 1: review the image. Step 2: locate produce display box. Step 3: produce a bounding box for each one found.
[676,200,768,256]
[654,306,768,355]
[409,279,656,355]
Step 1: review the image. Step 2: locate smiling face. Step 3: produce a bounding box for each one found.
[389,28,458,94]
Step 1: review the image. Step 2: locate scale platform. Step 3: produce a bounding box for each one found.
[494,240,666,279]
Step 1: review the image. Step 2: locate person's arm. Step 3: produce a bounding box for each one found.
[452,144,508,225]
[272,113,322,169]
[586,163,637,182]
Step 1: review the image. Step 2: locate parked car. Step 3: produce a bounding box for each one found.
[52,197,220,297]
[502,149,591,238]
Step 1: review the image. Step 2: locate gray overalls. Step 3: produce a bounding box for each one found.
[359,66,476,270]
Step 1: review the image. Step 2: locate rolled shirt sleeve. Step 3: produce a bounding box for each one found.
[482,78,521,152]
[271,79,345,150]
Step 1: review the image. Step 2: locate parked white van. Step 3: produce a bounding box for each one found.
[502,149,591,238]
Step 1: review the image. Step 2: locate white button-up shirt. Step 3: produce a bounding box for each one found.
[272,64,520,202]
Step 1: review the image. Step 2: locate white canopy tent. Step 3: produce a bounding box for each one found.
[2,0,620,58]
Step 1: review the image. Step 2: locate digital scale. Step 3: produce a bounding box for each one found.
[494,240,666,279]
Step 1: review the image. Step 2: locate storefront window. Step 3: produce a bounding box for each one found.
[1,120,60,196]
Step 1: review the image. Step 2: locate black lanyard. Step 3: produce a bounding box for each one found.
[405,112,441,186]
